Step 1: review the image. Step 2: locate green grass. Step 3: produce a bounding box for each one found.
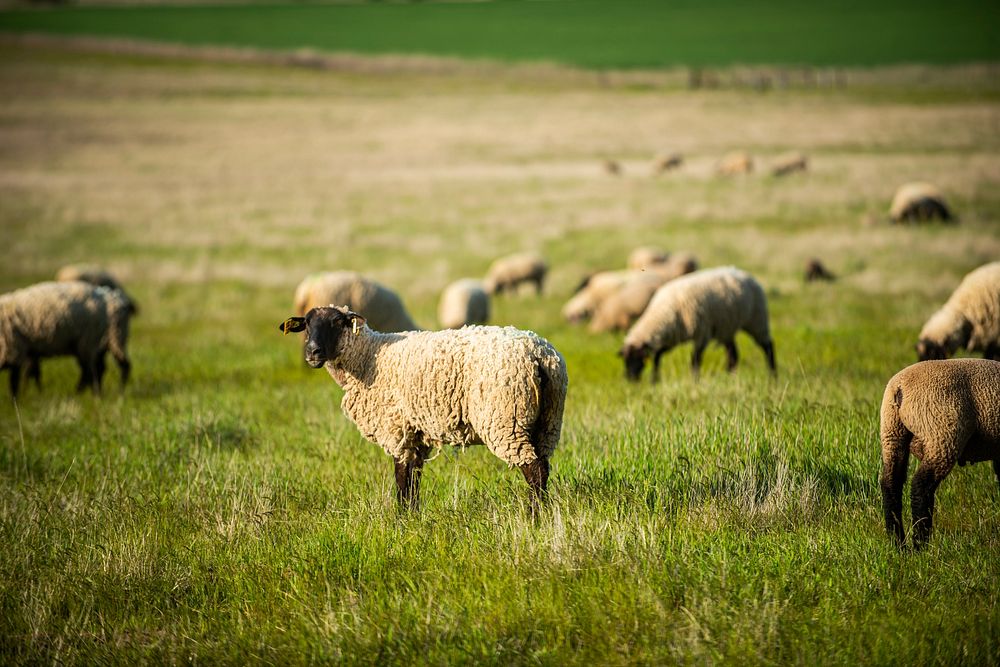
[1,43,1000,664]
[1,0,999,68]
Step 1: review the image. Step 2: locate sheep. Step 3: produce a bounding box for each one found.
[483,252,548,296]
[437,279,490,329]
[56,263,139,314]
[889,182,954,223]
[804,258,836,282]
[293,271,419,332]
[652,153,683,175]
[279,306,568,508]
[603,159,622,176]
[879,358,1000,549]
[620,266,775,381]
[917,262,1000,361]
[1,281,131,397]
[716,151,754,176]
[770,152,808,177]
[588,273,664,333]
[563,270,636,323]
[649,251,698,282]
[627,246,669,271]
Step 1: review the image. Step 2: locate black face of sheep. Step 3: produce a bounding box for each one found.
[916,339,948,362]
[620,344,649,382]
[280,307,365,369]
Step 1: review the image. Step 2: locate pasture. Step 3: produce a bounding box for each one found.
[1,39,999,663]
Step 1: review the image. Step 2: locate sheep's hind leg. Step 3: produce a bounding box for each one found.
[394,449,427,510]
[690,341,708,379]
[519,457,550,513]
[910,454,956,550]
[724,340,739,372]
[880,432,911,548]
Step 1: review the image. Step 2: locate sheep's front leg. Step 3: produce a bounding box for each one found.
[394,450,426,510]
[7,363,22,398]
[992,458,1000,494]
[651,349,666,384]
[690,341,708,379]
[910,454,955,550]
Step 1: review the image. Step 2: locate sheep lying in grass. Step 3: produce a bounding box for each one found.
[620,266,775,381]
[483,252,548,296]
[880,359,1000,549]
[563,270,635,323]
[627,246,669,271]
[716,151,754,176]
[438,279,490,329]
[280,306,568,508]
[293,271,419,332]
[770,152,808,177]
[1,281,132,397]
[889,182,954,223]
[652,153,683,175]
[588,273,664,333]
[917,261,1000,361]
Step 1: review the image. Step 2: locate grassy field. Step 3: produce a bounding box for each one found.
[1,41,1000,664]
[1,0,999,69]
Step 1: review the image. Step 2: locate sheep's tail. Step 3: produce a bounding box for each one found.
[879,378,912,547]
[531,347,569,461]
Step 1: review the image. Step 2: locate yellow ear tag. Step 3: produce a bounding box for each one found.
[352,318,360,335]
[282,318,297,335]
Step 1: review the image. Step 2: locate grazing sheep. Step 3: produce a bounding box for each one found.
[57,264,138,314]
[1,281,131,397]
[603,159,622,176]
[627,246,670,271]
[771,152,808,177]
[280,306,568,508]
[563,270,636,323]
[438,279,490,329]
[620,266,775,381]
[652,153,683,175]
[917,262,1000,361]
[889,182,954,223]
[804,258,836,282]
[649,251,699,282]
[293,271,419,332]
[589,273,664,333]
[483,252,548,296]
[716,151,754,176]
[879,359,1000,549]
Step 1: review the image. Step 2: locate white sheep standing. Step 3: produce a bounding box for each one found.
[880,359,1000,549]
[437,278,490,329]
[280,306,568,508]
[716,151,754,176]
[770,151,808,177]
[482,252,548,296]
[293,271,419,332]
[620,266,775,381]
[917,261,1000,361]
[0,281,131,396]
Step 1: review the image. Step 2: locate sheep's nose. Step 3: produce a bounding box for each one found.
[305,343,321,357]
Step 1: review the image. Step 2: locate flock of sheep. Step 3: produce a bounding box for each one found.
[0,179,993,548]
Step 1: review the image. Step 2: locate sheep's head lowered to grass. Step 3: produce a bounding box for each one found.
[280,305,367,368]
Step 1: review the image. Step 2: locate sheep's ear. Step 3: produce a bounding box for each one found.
[280,317,306,334]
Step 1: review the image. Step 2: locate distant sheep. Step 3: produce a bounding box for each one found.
[889,182,954,223]
[804,258,835,282]
[771,152,808,177]
[917,261,1000,361]
[280,307,568,508]
[483,252,548,296]
[588,273,664,333]
[57,264,138,314]
[1,281,131,397]
[880,359,1000,549]
[627,246,669,271]
[649,251,698,282]
[603,159,622,176]
[652,153,683,174]
[620,266,775,381]
[716,151,754,176]
[563,270,635,323]
[293,271,419,332]
[438,279,490,329]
